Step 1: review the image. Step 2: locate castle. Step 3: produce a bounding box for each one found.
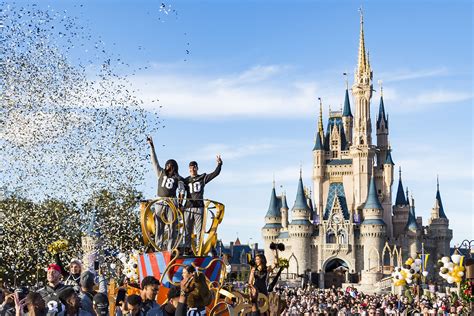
[261,13,452,289]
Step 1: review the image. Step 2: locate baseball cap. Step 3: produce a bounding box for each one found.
[48,264,62,273]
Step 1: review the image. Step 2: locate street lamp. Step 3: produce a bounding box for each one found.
[459,240,474,259]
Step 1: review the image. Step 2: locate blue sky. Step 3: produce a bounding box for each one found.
[22,0,473,246]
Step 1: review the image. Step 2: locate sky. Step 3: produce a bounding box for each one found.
[14,0,473,246]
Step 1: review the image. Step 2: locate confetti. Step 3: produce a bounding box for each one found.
[0,3,162,284]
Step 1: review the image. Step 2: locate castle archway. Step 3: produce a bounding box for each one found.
[323,257,349,288]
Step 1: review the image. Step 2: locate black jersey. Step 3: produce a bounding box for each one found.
[184,163,222,207]
[158,173,183,197]
[150,145,184,197]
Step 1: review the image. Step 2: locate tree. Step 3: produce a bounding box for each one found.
[0,196,81,285]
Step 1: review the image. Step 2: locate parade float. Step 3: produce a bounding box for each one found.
[106,197,285,315]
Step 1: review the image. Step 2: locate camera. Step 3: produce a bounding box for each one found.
[15,287,29,301]
[247,253,256,267]
[269,242,285,252]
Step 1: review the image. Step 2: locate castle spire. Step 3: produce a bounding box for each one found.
[363,172,383,210]
[293,171,310,212]
[435,176,447,219]
[377,81,388,129]
[318,98,324,142]
[265,185,281,218]
[357,7,367,75]
[406,195,418,232]
[395,166,406,206]
[342,88,353,117]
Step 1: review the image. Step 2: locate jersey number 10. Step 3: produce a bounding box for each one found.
[188,182,201,193]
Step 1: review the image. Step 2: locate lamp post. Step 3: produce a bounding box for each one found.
[459,240,474,259]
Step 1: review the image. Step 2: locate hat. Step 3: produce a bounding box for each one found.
[80,271,95,289]
[57,286,76,303]
[48,264,62,273]
[167,286,180,299]
[93,293,109,316]
[126,294,142,306]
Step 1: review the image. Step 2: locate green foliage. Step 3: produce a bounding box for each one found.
[0,187,143,285]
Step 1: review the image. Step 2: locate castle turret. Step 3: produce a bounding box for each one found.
[392,167,410,238]
[342,88,353,144]
[360,173,386,278]
[352,10,373,147]
[313,101,326,222]
[381,149,394,238]
[350,10,375,208]
[428,178,452,256]
[288,172,313,274]
[281,191,289,229]
[262,184,282,265]
[405,196,420,258]
[82,210,101,271]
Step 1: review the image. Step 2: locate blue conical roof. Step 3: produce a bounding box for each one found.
[395,170,406,206]
[406,204,418,232]
[86,210,100,237]
[436,181,447,219]
[313,132,323,151]
[376,96,388,129]
[265,187,281,218]
[384,149,395,165]
[292,176,310,212]
[363,174,383,210]
[342,89,353,117]
[281,193,289,209]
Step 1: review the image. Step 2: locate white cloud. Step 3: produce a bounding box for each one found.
[379,88,471,112]
[128,64,471,118]
[379,67,449,82]
[129,65,346,119]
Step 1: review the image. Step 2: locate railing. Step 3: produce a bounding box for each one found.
[376,276,393,292]
[324,243,350,251]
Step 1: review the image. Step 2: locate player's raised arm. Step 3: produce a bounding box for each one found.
[204,155,223,184]
[147,136,163,177]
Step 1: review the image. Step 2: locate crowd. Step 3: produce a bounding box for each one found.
[0,260,260,316]
[277,285,470,315]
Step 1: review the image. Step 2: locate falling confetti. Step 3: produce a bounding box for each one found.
[0,3,165,284]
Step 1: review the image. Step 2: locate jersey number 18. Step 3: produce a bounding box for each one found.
[161,176,175,189]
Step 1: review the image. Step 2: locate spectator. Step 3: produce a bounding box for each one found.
[38,264,66,312]
[24,292,46,316]
[160,286,180,316]
[92,293,108,316]
[139,276,162,316]
[57,287,92,316]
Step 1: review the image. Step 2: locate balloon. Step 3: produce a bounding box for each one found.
[422,271,428,277]
[406,278,412,284]
[457,271,464,277]
[441,257,450,264]
[414,258,422,265]
[447,276,454,283]
[451,254,461,264]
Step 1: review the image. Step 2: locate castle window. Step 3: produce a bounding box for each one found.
[326,231,336,243]
[338,230,348,244]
